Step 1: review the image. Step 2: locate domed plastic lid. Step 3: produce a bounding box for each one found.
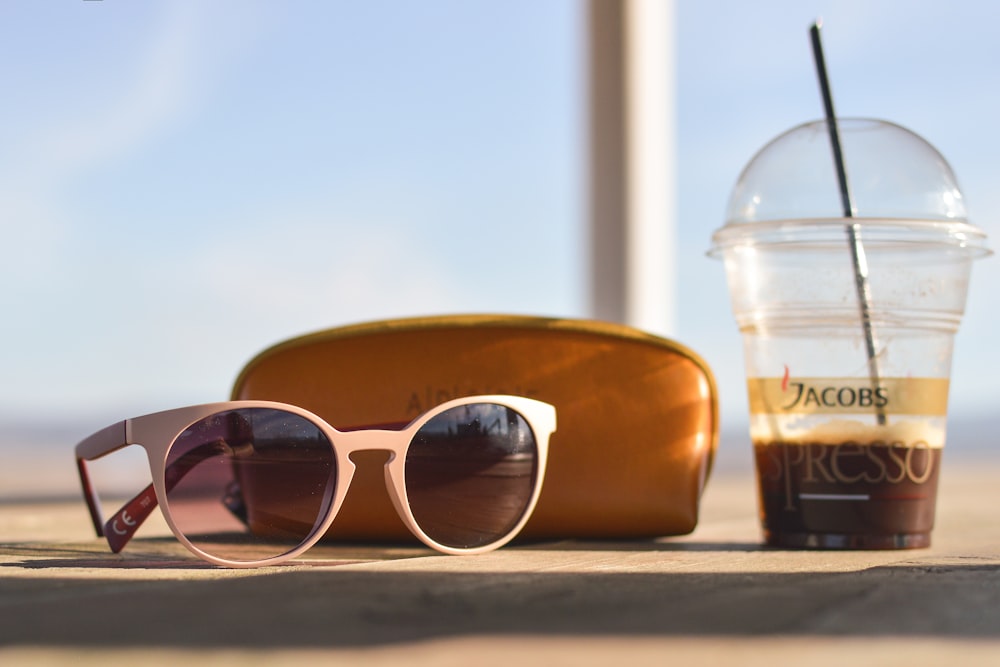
[709,118,990,256]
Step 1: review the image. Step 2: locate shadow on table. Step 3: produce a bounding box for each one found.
[0,536,763,573]
[1,540,999,647]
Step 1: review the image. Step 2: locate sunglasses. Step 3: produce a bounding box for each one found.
[75,395,556,567]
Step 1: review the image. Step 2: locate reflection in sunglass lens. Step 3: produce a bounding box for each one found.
[164,408,336,563]
[405,403,538,549]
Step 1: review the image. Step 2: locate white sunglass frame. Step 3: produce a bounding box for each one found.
[75,395,556,568]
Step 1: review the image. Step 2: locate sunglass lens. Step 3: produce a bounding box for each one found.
[164,408,336,563]
[405,403,538,549]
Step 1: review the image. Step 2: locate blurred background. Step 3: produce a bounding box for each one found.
[1,0,997,497]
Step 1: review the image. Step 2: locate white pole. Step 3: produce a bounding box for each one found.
[588,0,676,337]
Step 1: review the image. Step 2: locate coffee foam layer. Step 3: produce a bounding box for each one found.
[751,418,945,448]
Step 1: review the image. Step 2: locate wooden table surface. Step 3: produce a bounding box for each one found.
[2,458,999,666]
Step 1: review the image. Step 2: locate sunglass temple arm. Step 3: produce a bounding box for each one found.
[74,421,170,553]
[74,421,128,541]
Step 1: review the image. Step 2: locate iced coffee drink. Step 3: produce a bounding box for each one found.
[710,118,989,549]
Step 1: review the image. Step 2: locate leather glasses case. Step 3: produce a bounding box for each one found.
[231,315,719,542]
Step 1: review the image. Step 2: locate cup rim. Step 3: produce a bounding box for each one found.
[708,217,992,259]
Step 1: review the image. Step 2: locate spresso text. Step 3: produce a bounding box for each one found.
[758,441,936,486]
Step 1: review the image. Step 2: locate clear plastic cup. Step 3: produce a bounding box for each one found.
[709,118,991,549]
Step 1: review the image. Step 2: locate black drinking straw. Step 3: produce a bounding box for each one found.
[809,21,886,425]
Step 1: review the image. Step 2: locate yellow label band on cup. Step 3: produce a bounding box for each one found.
[748,377,950,416]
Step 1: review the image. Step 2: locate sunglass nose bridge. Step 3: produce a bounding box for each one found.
[337,428,407,459]
[346,448,394,468]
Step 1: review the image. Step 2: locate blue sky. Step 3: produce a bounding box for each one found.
[0,0,997,437]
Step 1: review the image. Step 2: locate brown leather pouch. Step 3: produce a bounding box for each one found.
[231,315,719,542]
